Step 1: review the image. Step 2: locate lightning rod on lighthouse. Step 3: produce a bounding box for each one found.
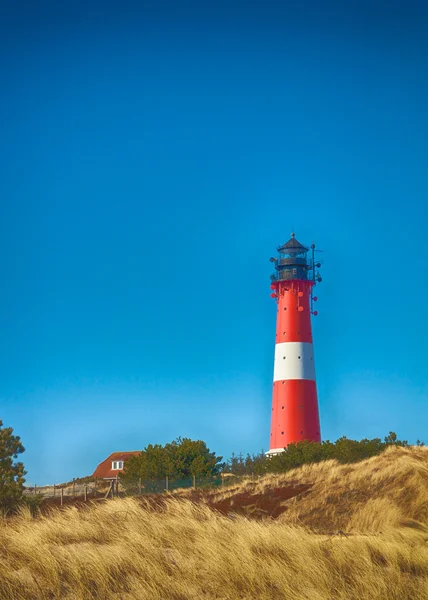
[266,233,322,456]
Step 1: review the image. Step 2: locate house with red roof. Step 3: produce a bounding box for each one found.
[92,451,141,480]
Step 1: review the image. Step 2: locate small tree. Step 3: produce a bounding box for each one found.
[168,437,222,478]
[384,431,408,447]
[223,452,247,475]
[0,420,26,513]
[120,437,222,487]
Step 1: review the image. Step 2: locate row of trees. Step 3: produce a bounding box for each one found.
[223,432,421,476]
[0,419,424,512]
[120,431,418,482]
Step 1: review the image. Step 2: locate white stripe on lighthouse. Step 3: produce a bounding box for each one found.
[273,342,316,382]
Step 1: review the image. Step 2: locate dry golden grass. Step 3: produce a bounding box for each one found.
[1,446,427,599]
[176,445,428,533]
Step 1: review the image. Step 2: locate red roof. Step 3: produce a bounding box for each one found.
[92,451,141,479]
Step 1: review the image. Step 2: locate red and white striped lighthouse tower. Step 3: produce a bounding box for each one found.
[267,233,322,455]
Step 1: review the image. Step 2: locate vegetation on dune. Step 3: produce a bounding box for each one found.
[119,432,416,489]
[1,446,428,599]
[121,432,419,486]
[120,437,223,486]
[224,431,419,476]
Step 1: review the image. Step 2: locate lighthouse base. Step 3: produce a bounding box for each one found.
[265,448,286,457]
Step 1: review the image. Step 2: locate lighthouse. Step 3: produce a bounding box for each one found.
[266,233,322,456]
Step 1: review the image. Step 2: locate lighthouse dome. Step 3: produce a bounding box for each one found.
[277,233,309,257]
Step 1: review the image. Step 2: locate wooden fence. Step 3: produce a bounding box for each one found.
[24,473,246,505]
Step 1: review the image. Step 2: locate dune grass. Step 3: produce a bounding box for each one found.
[176,445,428,532]
[1,446,427,599]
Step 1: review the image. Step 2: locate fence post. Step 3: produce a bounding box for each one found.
[84,485,87,502]
[193,475,196,489]
[221,473,224,486]
[60,488,64,506]
[34,484,37,495]
[165,476,169,492]
[104,481,113,499]
[53,484,56,498]
[72,479,75,498]
[138,477,142,495]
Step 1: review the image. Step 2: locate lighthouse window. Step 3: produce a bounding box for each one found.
[281,431,284,435]
[281,406,284,410]
[298,356,301,359]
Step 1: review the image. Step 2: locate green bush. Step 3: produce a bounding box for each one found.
[21,493,45,516]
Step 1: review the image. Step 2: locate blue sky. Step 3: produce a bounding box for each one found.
[1,1,427,484]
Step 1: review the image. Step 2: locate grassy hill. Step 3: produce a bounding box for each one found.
[1,445,428,599]
[172,444,428,532]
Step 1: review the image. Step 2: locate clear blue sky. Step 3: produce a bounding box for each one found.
[1,1,427,484]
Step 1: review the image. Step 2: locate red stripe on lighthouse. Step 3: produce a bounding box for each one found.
[275,281,313,343]
[270,380,321,450]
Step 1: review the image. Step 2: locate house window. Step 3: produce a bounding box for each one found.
[118,461,124,469]
[112,461,118,470]
[112,460,124,470]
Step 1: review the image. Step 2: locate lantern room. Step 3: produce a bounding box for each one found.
[271,233,309,282]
